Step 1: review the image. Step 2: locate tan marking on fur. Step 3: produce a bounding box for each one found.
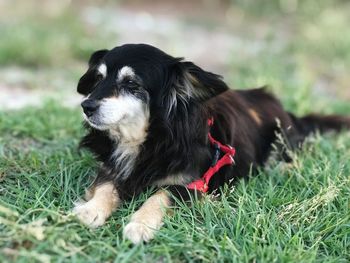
[123,191,171,244]
[105,95,149,145]
[154,173,190,187]
[185,71,200,86]
[73,182,119,228]
[248,108,262,125]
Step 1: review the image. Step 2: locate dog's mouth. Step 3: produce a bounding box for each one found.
[83,113,109,130]
[81,95,149,132]
[83,110,127,131]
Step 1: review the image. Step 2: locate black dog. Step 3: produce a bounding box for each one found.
[73,43,350,244]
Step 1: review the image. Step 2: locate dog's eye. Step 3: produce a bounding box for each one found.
[124,79,139,89]
[96,73,103,81]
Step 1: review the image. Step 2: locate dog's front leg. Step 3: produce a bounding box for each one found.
[123,186,199,244]
[73,181,120,228]
[123,190,171,244]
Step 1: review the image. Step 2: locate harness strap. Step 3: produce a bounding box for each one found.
[186,118,236,193]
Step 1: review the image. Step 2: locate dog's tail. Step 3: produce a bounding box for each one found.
[289,112,350,137]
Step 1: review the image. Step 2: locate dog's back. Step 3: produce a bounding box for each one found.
[205,88,350,189]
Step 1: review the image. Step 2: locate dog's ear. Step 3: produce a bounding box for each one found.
[182,61,228,100]
[162,60,228,116]
[77,49,109,95]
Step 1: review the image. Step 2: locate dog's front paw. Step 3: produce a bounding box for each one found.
[123,221,156,244]
[72,201,107,228]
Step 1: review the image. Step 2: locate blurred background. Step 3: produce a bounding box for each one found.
[2,2,350,260]
[0,0,349,112]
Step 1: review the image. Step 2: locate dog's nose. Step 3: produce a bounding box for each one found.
[81,99,99,117]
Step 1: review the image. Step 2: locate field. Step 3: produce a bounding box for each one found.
[1,1,350,262]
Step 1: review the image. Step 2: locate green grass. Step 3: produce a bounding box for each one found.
[0,102,349,262]
[1,0,350,262]
[0,7,110,67]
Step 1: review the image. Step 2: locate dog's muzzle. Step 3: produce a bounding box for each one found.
[81,99,100,117]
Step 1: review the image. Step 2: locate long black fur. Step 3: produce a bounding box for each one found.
[78,44,350,201]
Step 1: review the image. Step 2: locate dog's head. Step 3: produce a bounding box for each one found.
[77,44,228,135]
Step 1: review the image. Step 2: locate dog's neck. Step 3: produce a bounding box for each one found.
[109,122,147,147]
[107,114,149,180]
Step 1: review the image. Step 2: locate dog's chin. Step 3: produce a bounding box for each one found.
[83,114,117,131]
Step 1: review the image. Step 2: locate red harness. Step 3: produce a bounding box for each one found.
[186,118,236,193]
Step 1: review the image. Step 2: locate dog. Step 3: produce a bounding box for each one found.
[73,43,350,244]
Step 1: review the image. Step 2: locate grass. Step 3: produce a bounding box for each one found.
[0,102,349,262]
[1,0,350,262]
